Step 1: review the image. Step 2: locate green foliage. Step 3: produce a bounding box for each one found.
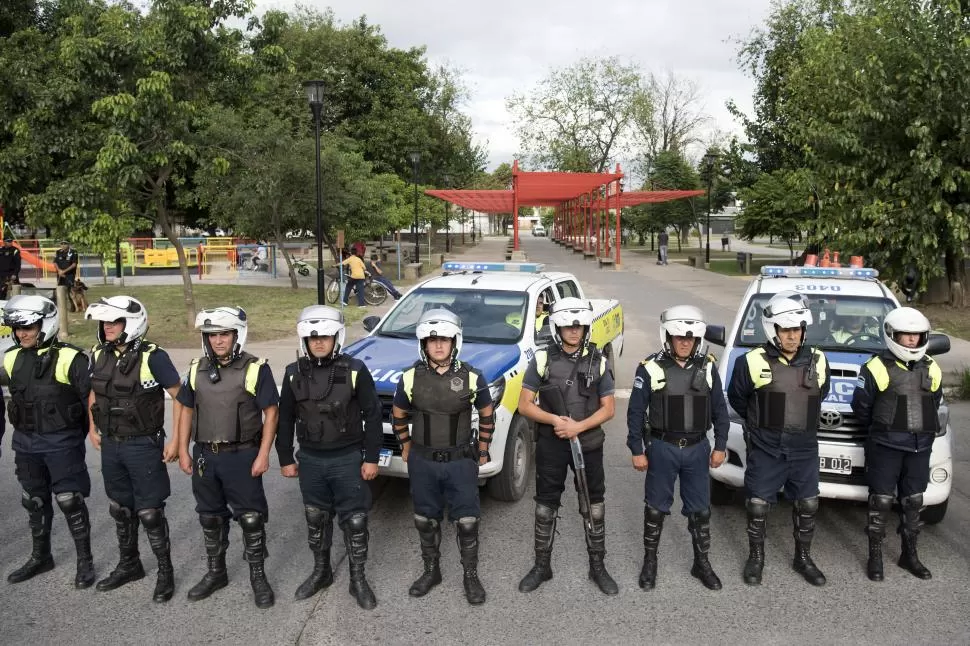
[736,168,816,258]
[624,150,700,244]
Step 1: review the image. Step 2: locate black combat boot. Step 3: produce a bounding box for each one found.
[866,494,893,582]
[743,498,769,585]
[897,494,932,580]
[687,509,722,590]
[56,492,95,589]
[456,517,486,605]
[295,506,334,600]
[518,504,557,593]
[97,502,145,592]
[139,508,174,602]
[584,502,618,596]
[638,505,664,590]
[791,497,826,586]
[342,513,377,610]
[240,512,275,609]
[187,514,229,601]
[7,493,55,584]
[408,515,442,597]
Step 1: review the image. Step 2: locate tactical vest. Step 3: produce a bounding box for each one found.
[746,347,826,434]
[189,352,264,443]
[535,346,607,450]
[867,356,941,434]
[90,343,165,437]
[4,345,86,434]
[641,354,713,433]
[403,362,475,449]
[290,357,363,448]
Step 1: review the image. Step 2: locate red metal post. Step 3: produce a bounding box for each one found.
[615,164,623,266]
[512,160,520,250]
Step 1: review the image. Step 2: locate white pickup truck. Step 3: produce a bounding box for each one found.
[344,261,624,502]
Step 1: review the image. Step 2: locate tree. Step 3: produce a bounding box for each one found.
[507,56,652,172]
[632,150,701,250]
[735,169,817,259]
[632,72,709,178]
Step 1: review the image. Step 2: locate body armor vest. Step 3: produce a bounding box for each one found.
[645,356,711,433]
[4,346,86,434]
[191,352,263,443]
[871,358,939,434]
[747,352,822,434]
[291,358,363,447]
[408,363,473,449]
[90,344,165,437]
[537,347,605,451]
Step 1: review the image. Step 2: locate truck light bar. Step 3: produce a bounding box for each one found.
[760,266,879,279]
[442,261,545,273]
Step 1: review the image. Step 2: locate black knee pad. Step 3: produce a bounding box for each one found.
[644,505,666,523]
[535,504,558,522]
[795,496,819,514]
[20,491,46,513]
[691,507,712,522]
[55,491,84,513]
[137,507,164,529]
[304,505,330,525]
[589,502,605,522]
[238,511,264,531]
[868,494,894,511]
[199,514,225,530]
[456,516,478,533]
[900,493,923,511]
[746,497,770,517]
[108,499,134,522]
[414,514,438,532]
[346,513,368,532]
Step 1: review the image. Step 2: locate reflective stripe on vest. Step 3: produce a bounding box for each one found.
[866,356,941,433]
[642,355,713,433]
[745,347,825,434]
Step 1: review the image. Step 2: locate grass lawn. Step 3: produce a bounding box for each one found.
[707,257,784,276]
[917,304,970,342]
[63,284,368,348]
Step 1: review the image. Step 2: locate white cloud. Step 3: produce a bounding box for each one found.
[255,0,775,170]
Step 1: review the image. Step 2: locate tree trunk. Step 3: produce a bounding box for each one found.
[274,232,299,289]
[157,205,197,329]
[945,247,966,308]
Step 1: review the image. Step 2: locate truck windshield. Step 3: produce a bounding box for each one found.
[378,288,528,344]
[734,294,897,353]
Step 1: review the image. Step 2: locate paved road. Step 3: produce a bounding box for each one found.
[1,236,968,645]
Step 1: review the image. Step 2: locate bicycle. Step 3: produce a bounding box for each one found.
[325,271,389,306]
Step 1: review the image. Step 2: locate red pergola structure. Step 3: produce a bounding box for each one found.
[425,161,703,267]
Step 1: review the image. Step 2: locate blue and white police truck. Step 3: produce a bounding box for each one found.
[706,265,953,523]
[343,261,624,502]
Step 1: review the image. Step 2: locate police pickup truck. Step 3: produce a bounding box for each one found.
[706,265,953,523]
[343,261,624,502]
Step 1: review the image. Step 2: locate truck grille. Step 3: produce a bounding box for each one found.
[816,367,867,445]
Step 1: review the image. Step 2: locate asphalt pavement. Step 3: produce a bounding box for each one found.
[1,235,968,645]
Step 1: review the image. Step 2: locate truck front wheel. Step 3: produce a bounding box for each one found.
[487,415,533,502]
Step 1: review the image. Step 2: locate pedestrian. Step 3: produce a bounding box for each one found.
[3,295,95,589]
[391,309,494,605]
[658,231,669,265]
[851,307,940,581]
[0,237,21,299]
[721,235,730,252]
[84,296,182,602]
[340,248,367,307]
[276,305,382,609]
[175,306,280,608]
[727,291,830,587]
[516,297,619,596]
[54,239,79,288]
[627,305,729,591]
[366,253,403,300]
[352,239,366,258]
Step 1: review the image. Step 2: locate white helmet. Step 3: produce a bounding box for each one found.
[85,296,148,346]
[548,297,594,348]
[883,307,930,363]
[3,294,59,347]
[660,305,707,357]
[762,291,813,349]
[416,308,462,364]
[195,306,248,360]
[297,305,345,360]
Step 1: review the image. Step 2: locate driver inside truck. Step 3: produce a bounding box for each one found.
[829,314,879,344]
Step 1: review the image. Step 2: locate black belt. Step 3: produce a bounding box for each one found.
[199,439,260,454]
[650,431,705,448]
[104,430,162,442]
[411,443,474,463]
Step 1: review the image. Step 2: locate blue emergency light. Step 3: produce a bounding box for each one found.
[442,261,545,273]
[760,266,879,279]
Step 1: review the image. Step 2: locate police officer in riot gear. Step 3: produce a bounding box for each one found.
[0,237,21,298]
[391,309,494,605]
[627,305,730,591]
[517,297,618,596]
[276,305,383,609]
[175,306,280,608]
[3,295,95,588]
[728,291,831,587]
[85,296,182,602]
[851,307,941,581]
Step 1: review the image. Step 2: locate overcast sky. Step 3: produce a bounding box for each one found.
[255,0,776,172]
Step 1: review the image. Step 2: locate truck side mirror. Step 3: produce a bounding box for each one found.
[704,325,726,346]
[926,333,950,357]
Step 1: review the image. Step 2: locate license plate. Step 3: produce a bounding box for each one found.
[378,449,393,467]
[819,456,852,475]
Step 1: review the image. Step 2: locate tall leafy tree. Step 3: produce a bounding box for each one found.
[736,168,817,259]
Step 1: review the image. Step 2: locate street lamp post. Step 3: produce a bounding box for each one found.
[442,173,452,253]
[702,152,718,265]
[304,79,326,304]
[407,151,421,264]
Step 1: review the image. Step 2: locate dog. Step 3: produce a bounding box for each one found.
[69,280,89,313]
